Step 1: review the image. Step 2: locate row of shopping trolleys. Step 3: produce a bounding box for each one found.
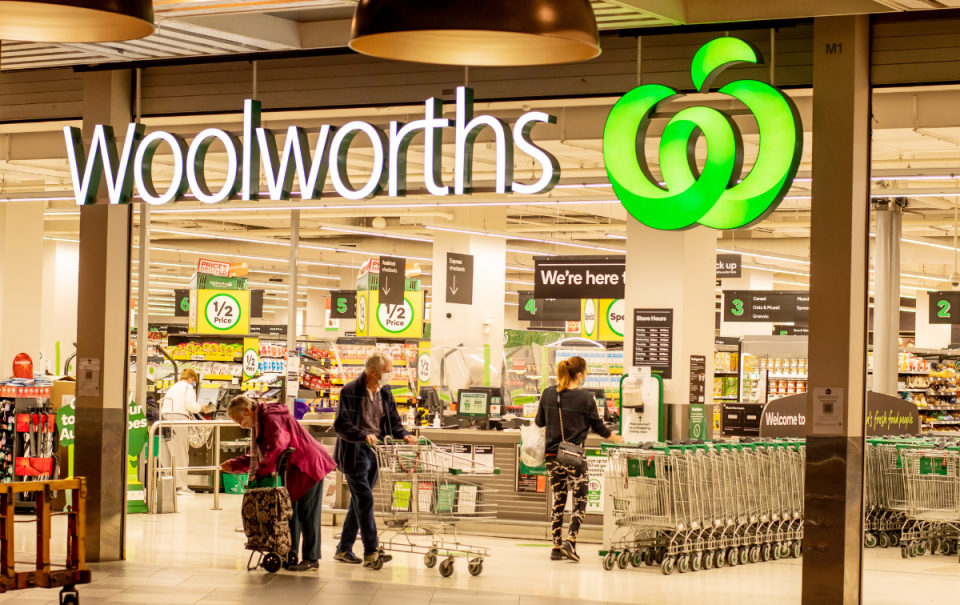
[865,436,960,561]
[601,439,806,576]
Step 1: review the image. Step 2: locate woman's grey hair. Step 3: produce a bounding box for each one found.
[227,395,256,417]
[365,350,391,373]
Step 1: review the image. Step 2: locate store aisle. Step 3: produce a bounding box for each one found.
[3,494,958,605]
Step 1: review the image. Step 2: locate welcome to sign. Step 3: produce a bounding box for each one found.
[64,87,560,206]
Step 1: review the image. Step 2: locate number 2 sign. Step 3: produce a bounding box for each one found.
[930,292,960,325]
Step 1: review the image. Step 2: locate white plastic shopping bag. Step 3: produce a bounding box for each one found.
[520,422,546,467]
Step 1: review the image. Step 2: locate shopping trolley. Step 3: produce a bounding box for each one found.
[369,438,499,577]
[602,439,805,576]
[899,446,960,559]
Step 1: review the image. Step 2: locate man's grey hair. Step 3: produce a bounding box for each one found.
[227,395,256,417]
[365,350,392,373]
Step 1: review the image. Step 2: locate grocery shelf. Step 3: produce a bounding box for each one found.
[715,371,738,376]
[900,389,930,392]
[917,406,960,411]
[714,396,738,400]
[768,374,808,379]
[922,421,960,426]
[899,371,931,375]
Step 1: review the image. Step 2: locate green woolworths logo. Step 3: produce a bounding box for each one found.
[603,38,802,231]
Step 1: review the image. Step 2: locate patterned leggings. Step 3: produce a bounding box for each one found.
[546,459,589,547]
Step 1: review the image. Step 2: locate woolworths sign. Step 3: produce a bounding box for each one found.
[64,87,560,205]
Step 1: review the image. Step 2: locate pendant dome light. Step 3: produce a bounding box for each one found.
[0,0,154,43]
[349,0,601,67]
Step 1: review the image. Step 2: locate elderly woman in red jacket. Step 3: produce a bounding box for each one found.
[222,395,336,572]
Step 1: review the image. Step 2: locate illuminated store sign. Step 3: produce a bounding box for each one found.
[64,87,560,206]
[603,37,802,230]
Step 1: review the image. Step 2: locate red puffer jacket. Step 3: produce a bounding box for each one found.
[227,402,337,502]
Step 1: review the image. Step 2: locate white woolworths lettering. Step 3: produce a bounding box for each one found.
[64,87,560,205]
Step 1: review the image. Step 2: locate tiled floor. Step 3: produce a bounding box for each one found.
[2,494,959,604]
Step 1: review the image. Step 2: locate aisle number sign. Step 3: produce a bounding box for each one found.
[191,289,251,335]
[930,291,960,324]
[356,291,424,338]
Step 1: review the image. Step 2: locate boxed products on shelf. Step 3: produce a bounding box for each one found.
[0,374,53,399]
[714,351,739,373]
[168,341,242,359]
[259,342,287,358]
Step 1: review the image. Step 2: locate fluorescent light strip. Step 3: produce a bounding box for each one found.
[320,226,432,243]
[506,265,534,272]
[717,247,810,265]
[506,280,534,286]
[606,233,627,239]
[247,269,339,281]
[425,225,625,253]
[43,237,79,243]
[151,228,433,262]
[507,248,556,257]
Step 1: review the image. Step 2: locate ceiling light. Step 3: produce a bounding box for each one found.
[717,247,810,265]
[605,233,627,239]
[349,0,600,67]
[0,0,153,42]
[426,225,624,253]
[320,226,432,243]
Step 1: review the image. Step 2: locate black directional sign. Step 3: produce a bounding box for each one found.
[330,290,357,319]
[446,252,474,305]
[723,290,810,323]
[929,291,960,324]
[716,254,742,278]
[174,289,190,317]
[378,256,405,306]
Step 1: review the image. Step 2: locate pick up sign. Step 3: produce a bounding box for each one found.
[534,256,625,300]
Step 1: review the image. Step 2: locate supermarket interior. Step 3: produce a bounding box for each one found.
[7,3,960,605]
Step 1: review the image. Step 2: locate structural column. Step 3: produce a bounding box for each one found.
[286,210,300,409]
[872,199,903,395]
[0,202,45,371]
[429,208,506,372]
[803,15,871,605]
[75,69,133,562]
[623,222,716,439]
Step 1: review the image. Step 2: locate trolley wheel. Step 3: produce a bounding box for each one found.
[60,588,79,605]
[727,548,738,567]
[643,549,655,566]
[864,533,877,548]
[703,551,714,570]
[369,552,385,571]
[714,549,726,569]
[424,553,438,568]
[791,541,802,559]
[939,540,952,556]
[468,558,483,576]
[602,552,616,571]
[738,547,749,566]
[761,543,772,562]
[889,532,900,548]
[901,545,910,559]
[677,555,689,574]
[930,538,941,555]
[439,558,455,577]
[661,556,675,576]
[617,549,630,569]
[690,551,702,572]
[262,553,282,574]
[878,532,890,549]
[655,548,667,565]
[772,543,783,561]
[918,541,927,557]
[952,541,959,555]
[631,550,644,567]
[749,546,760,564]
[909,541,919,557]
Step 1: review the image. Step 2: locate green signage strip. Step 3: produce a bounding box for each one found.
[603,37,802,231]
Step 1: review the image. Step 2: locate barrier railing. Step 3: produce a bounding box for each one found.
[145,418,334,514]
[0,479,90,604]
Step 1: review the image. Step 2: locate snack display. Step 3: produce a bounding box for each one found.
[168,341,242,359]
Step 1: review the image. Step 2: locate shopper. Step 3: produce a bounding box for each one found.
[161,368,201,495]
[536,355,624,562]
[333,350,417,567]
[221,395,336,572]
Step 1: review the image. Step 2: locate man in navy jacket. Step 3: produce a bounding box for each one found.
[333,350,414,566]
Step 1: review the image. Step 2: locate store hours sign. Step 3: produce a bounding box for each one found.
[64,88,560,205]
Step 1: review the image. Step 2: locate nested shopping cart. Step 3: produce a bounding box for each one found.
[602,439,805,576]
[899,446,960,559]
[863,439,925,549]
[369,438,499,577]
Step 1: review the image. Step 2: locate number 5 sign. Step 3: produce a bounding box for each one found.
[192,289,251,335]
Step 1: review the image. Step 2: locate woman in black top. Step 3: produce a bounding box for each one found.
[536,356,624,562]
